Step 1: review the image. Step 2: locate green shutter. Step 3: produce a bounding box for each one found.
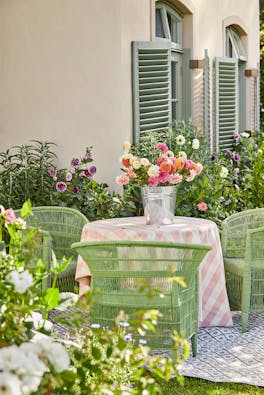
[215,57,238,152]
[182,48,193,120]
[256,62,260,131]
[132,41,171,145]
[204,49,211,150]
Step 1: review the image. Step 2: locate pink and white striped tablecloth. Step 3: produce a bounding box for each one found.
[75,216,233,328]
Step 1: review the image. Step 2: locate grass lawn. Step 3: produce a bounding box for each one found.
[162,377,264,394]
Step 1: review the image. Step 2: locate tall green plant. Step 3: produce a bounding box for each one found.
[0,140,57,209]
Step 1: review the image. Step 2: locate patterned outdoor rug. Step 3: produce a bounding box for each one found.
[178,311,264,387]
[50,300,264,388]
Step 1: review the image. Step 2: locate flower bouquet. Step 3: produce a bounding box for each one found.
[116,141,203,187]
[116,141,203,224]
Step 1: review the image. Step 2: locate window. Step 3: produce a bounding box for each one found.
[215,26,247,151]
[132,2,192,145]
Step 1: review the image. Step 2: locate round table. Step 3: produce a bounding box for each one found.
[75,216,233,328]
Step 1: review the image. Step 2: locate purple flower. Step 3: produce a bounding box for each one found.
[233,153,240,162]
[123,333,133,342]
[83,149,93,160]
[139,339,147,345]
[234,168,240,176]
[226,149,233,158]
[72,186,79,194]
[56,181,67,193]
[119,322,130,328]
[210,154,216,161]
[89,165,97,175]
[66,172,72,181]
[83,168,91,178]
[233,131,240,141]
[71,157,81,169]
[49,167,56,177]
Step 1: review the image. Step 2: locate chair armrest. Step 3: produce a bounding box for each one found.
[245,226,264,265]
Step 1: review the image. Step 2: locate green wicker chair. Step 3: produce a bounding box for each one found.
[71,240,211,356]
[16,206,88,293]
[221,208,264,332]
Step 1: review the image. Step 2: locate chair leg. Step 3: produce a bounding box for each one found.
[191,333,197,357]
[241,311,249,332]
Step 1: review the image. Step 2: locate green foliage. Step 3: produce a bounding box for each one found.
[0,141,57,209]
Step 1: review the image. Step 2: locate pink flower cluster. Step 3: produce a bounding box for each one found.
[116,142,203,187]
[0,206,26,228]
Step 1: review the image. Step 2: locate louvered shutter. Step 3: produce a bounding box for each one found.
[132,41,171,145]
[215,57,238,152]
[204,49,211,150]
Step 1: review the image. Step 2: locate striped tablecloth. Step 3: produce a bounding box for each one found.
[75,216,233,328]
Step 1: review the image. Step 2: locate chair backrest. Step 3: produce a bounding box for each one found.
[221,208,264,258]
[71,240,211,349]
[22,206,88,260]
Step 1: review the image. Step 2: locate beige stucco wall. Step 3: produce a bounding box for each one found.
[0,0,259,190]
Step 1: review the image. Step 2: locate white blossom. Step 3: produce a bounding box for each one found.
[122,141,131,154]
[7,270,33,294]
[140,158,150,167]
[0,372,22,395]
[241,132,250,138]
[176,135,186,146]
[220,166,229,178]
[131,158,141,170]
[33,338,71,372]
[178,151,187,160]
[192,138,200,150]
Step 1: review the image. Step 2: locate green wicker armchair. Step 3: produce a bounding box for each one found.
[221,208,264,332]
[16,206,88,293]
[71,240,211,356]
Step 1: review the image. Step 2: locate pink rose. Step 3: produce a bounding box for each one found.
[169,174,183,184]
[197,202,208,212]
[156,142,168,153]
[116,174,129,185]
[186,169,196,182]
[148,176,159,187]
[158,172,170,183]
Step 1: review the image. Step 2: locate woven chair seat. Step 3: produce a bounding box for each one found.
[72,239,211,356]
[221,208,264,332]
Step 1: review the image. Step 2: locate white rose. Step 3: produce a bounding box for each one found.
[140,158,150,167]
[131,159,141,169]
[147,164,160,177]
[220,166,229,178]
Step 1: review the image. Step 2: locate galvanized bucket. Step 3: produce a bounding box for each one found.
[140,186,176,225]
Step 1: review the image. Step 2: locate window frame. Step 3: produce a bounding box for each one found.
[155,2,183,52]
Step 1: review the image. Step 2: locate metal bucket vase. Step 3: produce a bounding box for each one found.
[140,186,176,225]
